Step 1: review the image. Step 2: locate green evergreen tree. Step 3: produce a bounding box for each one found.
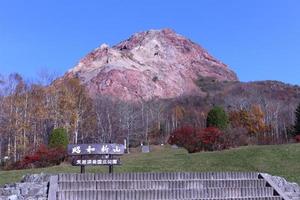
[49,128,69,149]
[206,106,229,130]
[294,103,300,136]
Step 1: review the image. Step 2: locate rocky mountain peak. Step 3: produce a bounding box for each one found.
[65,29,238,101]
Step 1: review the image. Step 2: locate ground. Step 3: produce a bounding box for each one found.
[0,143,299,186]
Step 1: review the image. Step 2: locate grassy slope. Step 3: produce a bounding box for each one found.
[0,144,299,186]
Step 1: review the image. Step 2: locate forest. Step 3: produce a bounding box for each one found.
[0,72,299,166]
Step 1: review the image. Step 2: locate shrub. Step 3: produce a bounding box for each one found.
[149,124,168,145]
[295,135,300,143]
[294,103,300,136]
[196,76,223,93]
[168,126,226,153]
[12,145,66,169]
[49,128,69,149]
[255,134,274,145]
[168,126,201,153]
[222,127,249,148]
[198,127,224,151]
[286,125,296,139]
[207,106,229,130]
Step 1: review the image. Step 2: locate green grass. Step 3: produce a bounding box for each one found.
[0,144,299,186]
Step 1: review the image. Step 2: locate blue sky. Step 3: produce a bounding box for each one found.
[0,0,300,84]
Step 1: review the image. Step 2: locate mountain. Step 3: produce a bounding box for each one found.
[64,29,238,101]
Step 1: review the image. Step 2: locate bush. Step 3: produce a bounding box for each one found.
[168,126,226,153]
[255,134,274,145]
[11,145,66,169]
[294,103,300,136]
[222,127,249,148]
[149,124,168,145]
[49,128,69,149]
[198,127,224,151]
[295,135,300,143]
[207,106,229,130]
[168,126,200,153]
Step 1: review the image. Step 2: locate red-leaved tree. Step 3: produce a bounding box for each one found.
[168,126,225,153]
[11,145,66,169]
[295,135,300,143]
[168,126,201,153]
[198,127,224,151]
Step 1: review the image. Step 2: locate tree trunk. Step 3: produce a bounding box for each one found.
[74,116,79,144]
[13,135,17,162]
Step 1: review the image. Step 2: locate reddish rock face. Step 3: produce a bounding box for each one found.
[64,29,238,101]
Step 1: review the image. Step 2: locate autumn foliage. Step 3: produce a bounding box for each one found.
[199,127,224,151]
[295,135,300,143]
[11,145,66,169]
[0,72,299,165]
[168,126,225,153]
[229,105,270,135]
[168,126,198,152]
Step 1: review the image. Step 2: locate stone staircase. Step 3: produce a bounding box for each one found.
[49,172,284,200]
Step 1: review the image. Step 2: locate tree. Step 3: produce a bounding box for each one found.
[49,128,69,149]
[3,73,28,162]
[248,105,268,135]
[294,103,300,136]
[206,106,229,130]
[168,126,225,153]
[57,78,94,144]
[229,109,251,130]
[171,105,185,130]
[168,126,200,153]
[198,127,224,151]
[0,74,5,159]
[229,105,270,135]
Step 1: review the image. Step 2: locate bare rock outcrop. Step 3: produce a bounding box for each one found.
[64,29,238,101]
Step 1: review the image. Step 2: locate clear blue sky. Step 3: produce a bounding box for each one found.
[0,0,299,84]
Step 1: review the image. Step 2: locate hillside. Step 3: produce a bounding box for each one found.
[62,29,237,101]
[197,77,300,106]
[1,144,299,186]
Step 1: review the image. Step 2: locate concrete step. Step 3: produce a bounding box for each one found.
[56,194,282,200]
[57,188,275,200]
[58,179,268,190]
[58,172,259,182]
[190,198,282,200]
